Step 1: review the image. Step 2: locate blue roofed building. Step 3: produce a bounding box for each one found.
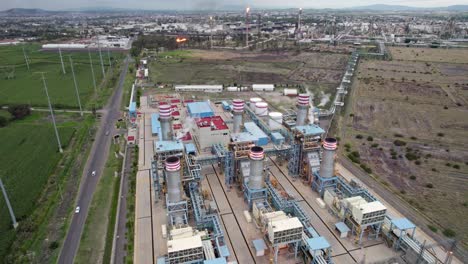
[129,101,137,118]
[187,101,214,118]
[295,124,324,136]
[234,122,268,146]
[151,113,161,136]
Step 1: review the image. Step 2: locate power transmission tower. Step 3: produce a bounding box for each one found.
[88,48,97,92]
[40,72,63,153]
[209,16,214,49]
[0,178,18,229]
[22,46,30,70]
[58,47,66,74]
[68,56,83,116]
[97,36,105,76]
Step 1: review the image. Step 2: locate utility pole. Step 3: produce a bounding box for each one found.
[58,47,66,74]
[245,7,250,48]
[40,73,63,153]
[22,46,30,70]
[209,16,214,49]
[68,56,83,116]
[0,178,18,229]
[88,48,97,92]
[97,35,106,77]
[107,47,112,68]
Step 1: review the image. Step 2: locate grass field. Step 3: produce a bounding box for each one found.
[0,44,120,108]
[0,112,78,260]
[340,47,468,247]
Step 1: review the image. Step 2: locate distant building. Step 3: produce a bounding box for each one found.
[252,84,275,92]
[175,85,223,93]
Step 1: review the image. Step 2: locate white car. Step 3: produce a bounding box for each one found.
[75,206,80,213]
[91,171,96,176]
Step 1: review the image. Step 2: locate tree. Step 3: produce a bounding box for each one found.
[0,116,8,127]
[8,104,31,120]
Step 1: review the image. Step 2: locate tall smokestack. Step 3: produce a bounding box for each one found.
[165,156,182,203]
[245,6,250,47]
[296,93,309,126]
[319,138,337,179]
[297,8,303,39]
[232,99,244,133]
[159,104,173,141]
[248,146,265,190]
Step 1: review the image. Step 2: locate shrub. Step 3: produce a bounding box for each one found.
[437,132,444,137]
[0,116,8,127]
[410,136,418,140]
[350,151,360,158]
[409,175,416,180]
[428,225,438,233]
[371,143,379,148]
[7,104,31,120]
[443,228,456,238]
[431,168,437,172]
[446,163,451,167]
[405,152,418,161]
[356,134,363,139]
[394,140,407,146]
[394,133,404,138]
[360,164,372,174]
[426,183,434,188]
[49,241,60,250]
[453,164,460,169]
[367,136,374,141]
[344,143,351,149]
[347,153,360,164]
[415,160,421,165]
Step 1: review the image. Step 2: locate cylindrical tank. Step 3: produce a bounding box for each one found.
[159,104,172,141]
[296,93,309,126]
[255,102,268,116]
[249,97,262,111]
[232,99,244,134]
[268,112,283,130]
[319,138,337,179]
[248,146,265,190]
[165,156,182,203]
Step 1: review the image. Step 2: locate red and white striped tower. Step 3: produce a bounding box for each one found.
[319,138,338,179]
[296,93,309,126]
[232,99,245,133]
[248,146,265,190]
[159,104,173,141]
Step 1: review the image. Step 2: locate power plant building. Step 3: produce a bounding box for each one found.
[187,101,215,118]
[175,85,223,93]
[194,116,230,149]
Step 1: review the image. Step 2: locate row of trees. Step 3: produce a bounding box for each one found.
[0,104,31,127]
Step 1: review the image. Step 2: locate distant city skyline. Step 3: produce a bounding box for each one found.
[1,0,468,11]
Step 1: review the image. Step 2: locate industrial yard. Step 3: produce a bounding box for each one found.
[128,48,463,264]
[340,47,468,249]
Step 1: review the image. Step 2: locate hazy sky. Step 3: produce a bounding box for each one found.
[1,0,468,11]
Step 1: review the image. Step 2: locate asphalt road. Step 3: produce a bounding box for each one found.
[57,55,130,264]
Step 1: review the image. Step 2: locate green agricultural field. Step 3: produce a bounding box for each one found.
[0,44,119,108]
[0,113,77,260]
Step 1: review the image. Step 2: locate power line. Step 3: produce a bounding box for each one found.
[0,178,18,229]
[88,48,97,92]
[22,46,30,70]
[97,36,106,77]
[40,72,63,153]
[68,56,83,116]
[59,47,66,74]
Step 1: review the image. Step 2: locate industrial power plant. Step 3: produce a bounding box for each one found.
[130,76,449,264]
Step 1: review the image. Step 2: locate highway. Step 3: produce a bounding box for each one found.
[57,55,130,264]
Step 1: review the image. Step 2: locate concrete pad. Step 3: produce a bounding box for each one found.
[221,213,255,264]
[331,253,356,264]
[134,217,154,264]
[151,185,168,258]
[205,173,232,215]
[349,243,400,263]
[136,170,152,219]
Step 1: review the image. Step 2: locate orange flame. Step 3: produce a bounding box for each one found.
[176,37,187,43]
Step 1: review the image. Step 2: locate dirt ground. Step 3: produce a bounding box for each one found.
[340,47,468,247]
[150,49,348,92]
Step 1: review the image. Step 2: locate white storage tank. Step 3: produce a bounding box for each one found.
[249,97,262,111]
[255,102,268,116]
[268,112,283,130]
[227,86,238,92]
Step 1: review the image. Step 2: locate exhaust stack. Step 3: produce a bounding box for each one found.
[319,138,337,179]
[248,146,265,190]
[296,93,309,126]
[232,99,244,134]
[165,156,182,203]
[159,104,173,141]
